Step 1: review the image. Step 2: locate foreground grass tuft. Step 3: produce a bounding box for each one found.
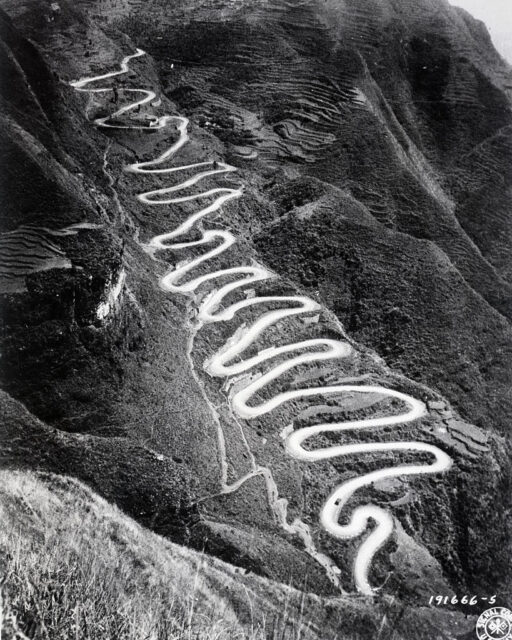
[0,470,314,640]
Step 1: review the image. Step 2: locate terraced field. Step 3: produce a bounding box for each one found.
[0,223,100,293]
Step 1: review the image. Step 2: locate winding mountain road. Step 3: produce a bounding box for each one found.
[71,50,452,596]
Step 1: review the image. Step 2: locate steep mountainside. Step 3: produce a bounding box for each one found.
[0,0,510,637]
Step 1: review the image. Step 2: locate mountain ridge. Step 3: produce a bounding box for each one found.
[0,0,511,636]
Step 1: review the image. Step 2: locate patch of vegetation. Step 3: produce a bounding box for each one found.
[194,105,255,146]
[266,177,326,213]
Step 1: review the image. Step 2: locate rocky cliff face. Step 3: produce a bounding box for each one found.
[0,0,510,637]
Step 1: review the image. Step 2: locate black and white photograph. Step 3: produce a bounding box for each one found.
[0,0,511,638]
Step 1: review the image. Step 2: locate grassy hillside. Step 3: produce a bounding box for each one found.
[0,470,474,639]
[0,470,317,640]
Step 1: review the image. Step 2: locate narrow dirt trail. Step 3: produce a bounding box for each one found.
[71,50,452,596]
